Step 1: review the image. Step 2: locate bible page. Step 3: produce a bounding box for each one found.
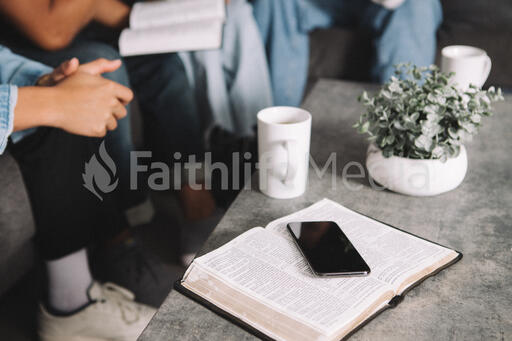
[119,19,223,56]
[186,227,394,336]
[130,0,225,29]
[265,199,459,294]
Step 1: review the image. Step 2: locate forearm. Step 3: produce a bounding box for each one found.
[13,87,60,132]
[94,0,131,29]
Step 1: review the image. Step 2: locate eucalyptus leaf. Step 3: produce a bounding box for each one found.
[470,114,481,123]
[355,64,504,161]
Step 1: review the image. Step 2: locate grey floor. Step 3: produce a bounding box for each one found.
[0,191,223,340]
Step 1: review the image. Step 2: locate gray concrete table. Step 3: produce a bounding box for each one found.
[140,80,512,341]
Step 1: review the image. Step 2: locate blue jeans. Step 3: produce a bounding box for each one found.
[179,0,273,137]
[252,0,443,106]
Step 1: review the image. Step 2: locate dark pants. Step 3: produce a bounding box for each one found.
[10,39,145,210]
[124,53,204,162]
[9,129,126,261]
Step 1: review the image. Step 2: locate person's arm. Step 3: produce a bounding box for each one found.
[0,0,97,50]
[0,45,53,153]
[0,85,18,153]
[13,70,132,137]
[0,46,133,154]
[0,46,53,87]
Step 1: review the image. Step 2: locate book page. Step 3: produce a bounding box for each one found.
[130,0,225,29]
[265,199,458,292]
[119,19,223,56]
[187,227,394,336]
[183,261,326,341]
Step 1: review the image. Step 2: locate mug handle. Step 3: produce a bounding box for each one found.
[283,140,299,185]
[480,55,492,87]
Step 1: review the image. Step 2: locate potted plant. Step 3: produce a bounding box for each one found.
[354,64,503,196]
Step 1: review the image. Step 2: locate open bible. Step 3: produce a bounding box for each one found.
[177,199,462,340]
[119,0,225,56]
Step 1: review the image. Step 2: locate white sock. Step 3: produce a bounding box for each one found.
[46,248,93,313]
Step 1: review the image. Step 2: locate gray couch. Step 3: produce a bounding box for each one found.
[0,152,35,295]
[1,0,511,296]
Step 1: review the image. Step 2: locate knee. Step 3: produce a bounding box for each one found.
[73,42,130,86]
[102,62,130,87]
[152,54,188,87]
[74,42,121,63]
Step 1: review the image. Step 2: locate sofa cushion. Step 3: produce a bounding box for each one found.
[0,239,34,295]
[438,0,512,88]
[0,152,36,294]
[308,28,372,82]
[307,28,372,95]
[441,0,512,34]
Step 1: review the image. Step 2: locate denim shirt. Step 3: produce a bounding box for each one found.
[0,45,52,154]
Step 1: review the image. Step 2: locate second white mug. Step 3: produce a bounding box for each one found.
[441,45,491,90]
[257,106,311,199]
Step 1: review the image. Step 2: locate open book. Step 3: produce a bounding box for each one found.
[119,0,225,56]
[177,199,462,341]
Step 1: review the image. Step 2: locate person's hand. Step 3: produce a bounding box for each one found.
[15,58,132,136]
[37,57,123,86]
[49,70,133,137]
[78,58,123,79]
[37,58,79,86]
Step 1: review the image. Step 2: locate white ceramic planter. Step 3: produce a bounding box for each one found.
[366,144,468,196]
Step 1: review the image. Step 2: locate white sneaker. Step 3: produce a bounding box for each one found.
[38,281,156,341]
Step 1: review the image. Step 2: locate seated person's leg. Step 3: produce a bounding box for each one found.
[10,129,155,341]
[360,0,443,82]
[124,53,215,220]
[252,0,309,106]
[223,0,273,135]
[11,40,142,210]
[252,0,343,106]
[2,49,155,339]
[124,53,202,162]
[10,129,125,262]
[187,0,272,137]
[188,0,273,208]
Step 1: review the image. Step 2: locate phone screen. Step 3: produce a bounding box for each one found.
[287,221,370,276]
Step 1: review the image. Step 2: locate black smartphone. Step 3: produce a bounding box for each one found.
[287,221,370,276]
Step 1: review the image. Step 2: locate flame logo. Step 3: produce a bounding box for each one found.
[82,141,119,201]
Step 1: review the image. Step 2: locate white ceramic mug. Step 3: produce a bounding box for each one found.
[257,107,311,199]
[441,45,491,90]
